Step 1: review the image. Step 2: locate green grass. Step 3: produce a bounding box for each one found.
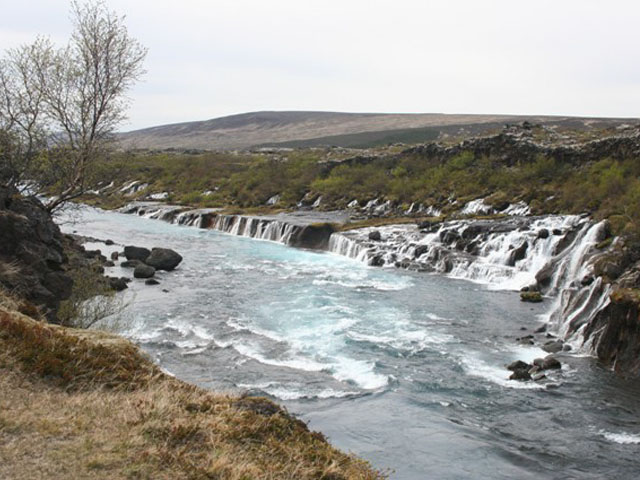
[88,128,640,244]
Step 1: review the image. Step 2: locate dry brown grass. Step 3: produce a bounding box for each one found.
[0,299,384,480]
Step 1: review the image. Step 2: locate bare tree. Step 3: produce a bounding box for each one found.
[0,39,51,191]
[0,0,146,211]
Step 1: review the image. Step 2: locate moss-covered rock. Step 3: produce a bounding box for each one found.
[520,291,543,303]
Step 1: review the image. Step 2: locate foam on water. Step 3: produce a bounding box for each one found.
[237,382,361,400]
[459,353,546,390]
[600,431,640,445]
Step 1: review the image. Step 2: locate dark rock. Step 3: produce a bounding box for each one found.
[507,360,531,371]
[535,262,555,289]
[541,356,562,370]
[508,241,528,266]
[414,245,430,258]
[563,344,573,352]
[368,230,382,241]
[134,264,156,279]
[581,275,594,286]
[124,245,151,262]
[0,185,73,322]
[553,228,579,255]
[145,278,160,285]
[104,261,115,267]
[582,289,640,375]
[105,239,115,246]
[289,223,336,250]
[121,259,144,269]
[440,229,460,245]
[509,369,532,381]
[542,340,563,353]
[144,248,183,271]
[537,229,550,239]
[108,277,129,291]
[534,324,547,334]
[370,255,385,267]
[552,229,562,235]
[110,251,119,261]
[465,240,480,255]
[516,334,535,345]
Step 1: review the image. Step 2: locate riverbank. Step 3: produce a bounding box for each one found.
[0,186,383,479]
[0,292,383,479]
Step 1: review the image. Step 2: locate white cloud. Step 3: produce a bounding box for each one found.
[2,0,639,130]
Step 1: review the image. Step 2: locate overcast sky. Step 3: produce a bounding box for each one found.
[1,0,639,131]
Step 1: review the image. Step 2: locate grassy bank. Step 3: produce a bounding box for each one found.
[86,125,640,240]
[0,293,384,479]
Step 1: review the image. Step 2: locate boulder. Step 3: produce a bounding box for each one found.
[145,278,160,285]
[532,372,547,381]
[368,230,382,241]
[108,277,129,291]
[110,251,119,261]
[508,241,528,266]
[121,259,144,269]
[541,356,562,370]
[509,369,532,381]
[542,340,564,353]
[144,248,183,271]
[521,291,543,303]
[507,360,531,371]
[537,228,550,239]
[133,264,156,279]
[124,245,151,262]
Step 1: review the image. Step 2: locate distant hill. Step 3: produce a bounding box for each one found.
[117,111,635,151]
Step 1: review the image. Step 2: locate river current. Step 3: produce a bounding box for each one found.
[60,206,640,479]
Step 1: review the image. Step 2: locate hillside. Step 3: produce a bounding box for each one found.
[117,111,634,151]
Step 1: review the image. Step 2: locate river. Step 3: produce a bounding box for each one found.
[59,205,640,479]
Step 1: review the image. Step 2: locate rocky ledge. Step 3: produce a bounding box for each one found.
[0,185,73,322]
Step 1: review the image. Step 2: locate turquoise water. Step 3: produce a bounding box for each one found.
[61,206,640,479]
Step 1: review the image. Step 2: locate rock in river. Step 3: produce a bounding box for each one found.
[134,264,156,279]
[124,245,151,262]
[145,248,183,271]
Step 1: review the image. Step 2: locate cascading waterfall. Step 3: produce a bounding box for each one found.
[120,203,303,247]
[121,202,615,353]
[326,216,613,351]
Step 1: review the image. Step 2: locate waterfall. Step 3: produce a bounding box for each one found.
[326,215,615,352]
[327,216,591,289]
[121,202,616,354]
[120,203,305,248]
[327,234,371,263]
